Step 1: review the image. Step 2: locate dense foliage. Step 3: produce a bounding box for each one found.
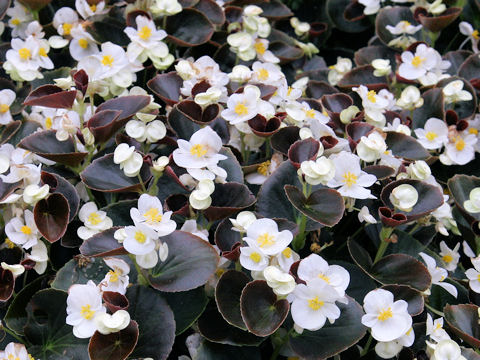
[0,0,480,359]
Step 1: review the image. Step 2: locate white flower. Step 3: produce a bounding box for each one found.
[130,194,176,236]
[375,328,414,359]
[221,85,260,125]
[414,118,448,150]
[189,179,215,210]
[173,126,227,181]
[407,160,431,181]
[459,21,479,53]
[429,339,467,360]
[123,222,160,255]
[151,0,183,16]
[290,17,311,37]
[297,253,350,299]
[291,279,341,331]
[95,310,130,335]
[439,241,460,271]
[5,36,43,81]
[6,3,33,38]
[100,257,130,295]
[23,183,49,205]
[1,262,25,277]
[243,218,293,256]
[66,280,107,338]
[386,20,422,35]
[353,85,391,127]
[152,156,169,173]
[358,0,381,15]
[443,133,477,165]
[398,44,440,80]
[245,158,280,185]
[239,245,269,271]
[300,156,335,186]
[275,247,299,273]
[227,31,256,61]
[126,120,166,143]
[27,241,49,275]
[465,256,480,293]
[327,152,377,199]
[180,219,209,241]
[396,85,423,110]
[1,163,42,186]
[464,188,480,213]
[76,0,106,19]
[113,143,144,177]
[328,57,352,86]
[77,202,113,240]
[0,343,32,360]
[69,24,99,61]
[263,266,296,296]
[0,89,16,125]
[427,0,447,15]
[443,80,473,104]
[419,252,458,298]
[372,59,391,77]
[254,38,280,63]
[5,210,39,249]
[357,131,387,163]
[136,250,159,269]
[358,206,377,224]
[230,211,257,233]
[426,314,450,343]
[362,289,412,342]
[389,184,418,212]
[229,65,252,83]
[53,7,79,36]
[194,87,223,107]
[252,61,284,85]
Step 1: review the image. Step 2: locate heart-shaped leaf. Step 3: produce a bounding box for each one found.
[146,231,219,292]
[240,280,289,337]
[287,138,321,168]
[166,8,214,46]
[147,72,183,106]
[89,321,139,360]
[444,304,480,348]
[194,0,225,25]
[18,130,88,166]
[285,185,345,227]
[289,296,367,359]
[215,270,249,330]
[81,154,151,193]
[34,193,69,243]
[95,95,151,122]
[24,85,77,109]
[0,268,14,302]
[386,132,429,160]
[41,171,79,222]
[79,227,128,257]
[337,65,387,91]
[103,291,129,313]
[87,110,122,144]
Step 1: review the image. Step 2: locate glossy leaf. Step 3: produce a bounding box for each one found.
[412,88,445,129]
[87,110,122,144]
[194,0,225,25]
[240,280,289,337]
[24,85,76,109]
[41,171,80,222]
[215,270,249,330]
[89,321,139,360]
[444,304,480,348]
[79,227,128,257]
[166,8,214,46]
[385,132,430,160]
[146,231,219,292]
[287,138,320,168]
[147,72,183,106]
[33,193,69,243]
[203,182,256,221]
[337,65,387,91]
[0,268,14,302]
[448,174,480,222]
[95,95,150,122]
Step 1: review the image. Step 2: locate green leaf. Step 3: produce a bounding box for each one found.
[33,193,69,243]
[444,304,480,348]
[215,270,249,330]
[166,8,214,46]
[385,132,429,160]
[88,321,139,360]
[448,174,480,222]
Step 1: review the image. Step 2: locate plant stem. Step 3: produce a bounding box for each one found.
[129,254,149,286]
[293,213,307,251]
[425,303,445,317]
[1,325,24,343]
[360,333,373,357]
[137,173,147,193]
[270,328,294,360]
[374,227,393,263]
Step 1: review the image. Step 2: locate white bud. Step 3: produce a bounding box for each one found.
[1,262,25,277]
[95,310,130,335]
[464,188,480,213]
[389,184,418,212]
[230,211,256,232]
[23,184,50,205]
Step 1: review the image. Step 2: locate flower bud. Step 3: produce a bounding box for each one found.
[372,59,392,77]
[389,184,418,212]
[263,266,296,296]
[230,211,256,232]
[81,127,95,146]
[340,105,360,124]
[152,156,169,173]
[23,184,50,205]
[407,160,431,180]
[300,156,335,185]
[357,132,387,163]
[1,262,25,277]
[95,310,130,335]
[464,188,480,213]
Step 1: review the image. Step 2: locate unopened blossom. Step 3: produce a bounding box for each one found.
[23,183,49,205]
[464,188,480,213]
[429,339,467,360]
[189,179,215,210]
[361,289,412,342]
[130,194,176,236]
[290,17,310,36]
[328,57,352,86]
[243,218,293,256]
[95,310,130,335]
[372,59,391,77]
[419,252,458,297]
[356,131,387,163]
[113,143,144,177]
[66,280,107,338]
[375,328,414,359]
[151,0,182,16]
[230,211,257,233]
[300,156,335,186]
[396,86,423,110]
[358,206,377,224]
[407,160,431,181]
[389,184,418,212]
[263,266,296,296]
[26,241,48,275]
[77,202,113,240]
[1,262,25,277]
[359,0,381,15]
[439,241,460,271]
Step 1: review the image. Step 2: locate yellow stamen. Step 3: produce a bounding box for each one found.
[249,252,262,263]
[20,226,32,235]
[257,160,271,176]
[190,144,207,157]
[367,90,377,103]
[18,47,31,60]
[254,41,266,55]
[62,23,73,35]
[234,102,248,116]
[11,18,20,26]
[287,87,293,96]
[143,207,163,223]
[90,4,97,11]
[377,307,393,321]
[318,273,330,283]
[78,38,89,49]
[134,231,146,243]
[258,68,269,81]
[39,47,47,57]
[0,104,10,114]
[80,304,95,320]
[342,172,357,187]
[138,26,152,40]
[401,20,411,27]
[256,233,275,248]
[101,55,114,67]
[108,269,119,282]
[469,127,478,135]
[305,109,316,118]
[45,117,52,129]
[411,56,425,67]
[455,137,466,151]
[282,247,292,258]
[477,274,480,282]
[473,30,479,40]
[425,131,437,141]
[308,296,324,310]
[442,254,453,263]
[87,212,101,225]
[4,238,15,249]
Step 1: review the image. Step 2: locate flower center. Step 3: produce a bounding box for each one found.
[143,207,163,223]
[287,87,293,96]
[258,68,269,81]
[18,47,31,60]
[305,109,316,118]
[90,4,97,11]
[7,354,20,360]
[308,296,324,310]
[39,47,47,57]
[80,304,95,320]
[78,38,89,49]
[254,41,266,55]
[367,90,377,103]
[425,131,438,141]
[442,254,453,263]
[45,117,52,129]
[469,127,478,135]
[88,212,102,225]
[190,144,207,158]
[234,102,248,116]
[477,274,480,282]
[257,160,271,176]
[249,252,262,263]
[5,238,15,249]
[411,56,425,67]
[20,225,32,235]
[282,247,292,258]
[256,232,275,248]
[455,137,466,151]
[11,18,20,26]
[318,273,330,283]
[62,23,73,35]
[108,269,120,282]
[473,30,479,40]
[377,307,393,321]
[342,171,358,187]
[134,231,147,243]
[400,20,411,29]
[101,55,114,67]
[138,26,152,40]
[0,104,10,114]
